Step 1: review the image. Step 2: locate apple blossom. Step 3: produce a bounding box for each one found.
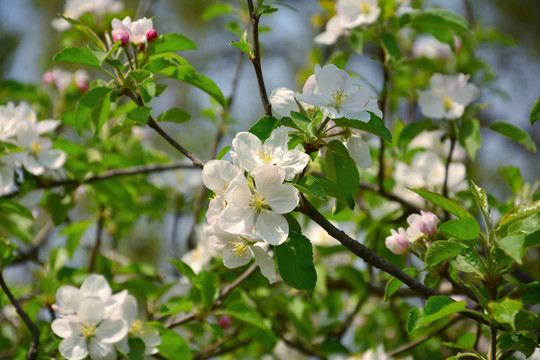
[418,73,479,119]
[314,16,345,45]
[206,226,277,283]
[269,87,300,118]
[385,227,409,254]
[336,0,381,29]
[54,274,113,316]
[406,211,439,241]
[412,35,452,60]
[52,0,123,32]
[219,166,299,246]
[296,64,382,120]
[112,17,156,45]
[345,135,372,169]
[231,126,310,180]
[0,102,21,142]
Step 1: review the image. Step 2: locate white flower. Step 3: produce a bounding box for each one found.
[412,35,452,60]
[232,127,310,180]
[0,102,26,142]
[112,295,161,355]
[385,227,409,254]
[406,211,438,241]
[51,297,128,360]
[219,166,299,245]
[269,87,300,118]
[314,16,345,45]
[206,226,276,283]
[112,16,155,45]
[55,274,113,317]
[296,64,382,120]
[358,344,393,360]
[418,73,479,119]
[345,135,372,169]
[52,0,123,31]
[336,0,381,29]
[202,160,242,226]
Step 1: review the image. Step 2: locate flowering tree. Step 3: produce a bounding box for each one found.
[1,1,539,360]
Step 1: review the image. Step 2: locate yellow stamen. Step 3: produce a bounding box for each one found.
[249,191,268,214]
[257,149,274,164]
[229,240,248,257]
[331,89,348,108]
[442,96,453,112]
[30,140,42,154]
[80,322,98,338]
[131,319,145,335]
[360,3,371,14]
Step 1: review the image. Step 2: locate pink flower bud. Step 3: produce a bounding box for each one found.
[385,228,409,255]
[218,315,232,330]
[43,71,55,86]
[112,28,130,46]
[419,211,438,235]
[146,29,157,42]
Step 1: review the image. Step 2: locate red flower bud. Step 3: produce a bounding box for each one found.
[146,29,158,42]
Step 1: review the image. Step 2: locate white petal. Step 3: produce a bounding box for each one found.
[51,319,78,338]
[38,149,66,169]
[365,99,383,118]
[280,149,310,181]
[264,126,288,159]
[96,318,128,343]
[253,166,285,192]
[219,206,255,234]
[302,73,317,94]
[315,64,351,98]
[115,337,130,354]
[269,88,299,118]
[265,184,299,214]
[251,245,276,283]
[346,136,372,169]
[418,91,445,119]
[80,274,112,301]
[225,175,252,208]
[141,324,161,354]
[256,212,288,245]
[23,155,44,175]
[232,132,264,171]
[59,337,88,360]
[35,120,60,134]
[120,295,138,325]
[222,243,252,268]
[77,297,105,324]
[201,160,241,194]
[206,197,224,226]
[296,92,329,108]
[89,338,116,360]
[454,83,479,106]
[314,16,342,45]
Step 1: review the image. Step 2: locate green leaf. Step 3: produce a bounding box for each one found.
[499,200,540,228]
[91,89,113,134]
[198,270,215,310]
[498,331,538,358]
[530,96,540,126]
[325,140,360,197]
[333,113,392,142]
[202,3,234,21]
[156,108,191,124]
[384,268,416,301]
[0,239,18,268]
[230,41,252,58]
[443,333,477,350]
[216,146,231,160]
[149,33,197,54]
[74,87,112,134]
[128,106,151,124]
[440,217,480,241]
[451,248,485,277]
[410,8,472,34]
[458,118,482,161]
[53,47,101,69]
[275,232,317,291]
[496,234,525,265]
[498,166,523,195]
[381,33,401,60]
[222,303,268,330]
[313,175,355,210]
[294,175,327,200]
[60,220,93,259]
[409,189,475,219]
[407,296,466,333]
[248,116,279,141]
[169,259,200,287]
[60,16,106,51]
[326,51,351,69]
[470,180,491,225]
[397,119,433,153]
[157,328,192,360]
[159,65,225,106]
[0,199,33,219]
[290,112,316,141]
[489,122,537,152]
[489,298,522,329]
[425,240,467,267]
[126,338,146,360]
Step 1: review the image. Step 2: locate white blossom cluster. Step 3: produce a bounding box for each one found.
[52,0,123,31]
[0,102,66,195]
[202,127,310,283]
[270,64,381,170]
[385,211,439,254]
[111,17,157,46]
[51,274,161,360]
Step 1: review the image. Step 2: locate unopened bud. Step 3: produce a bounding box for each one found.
[218,315,232,330]
[112,28,130,46]
[419,211,438,235]
[146,29,157,42]
[385,228,409,255]
[43,71,55,86]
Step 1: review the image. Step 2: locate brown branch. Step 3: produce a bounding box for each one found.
[1,162,199,199]
[247,0,272,116]
[0,272,39,360]
[193,332,239,360]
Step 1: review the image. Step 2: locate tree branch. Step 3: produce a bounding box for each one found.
[0,272,39,360]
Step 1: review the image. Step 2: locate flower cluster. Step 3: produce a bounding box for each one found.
[202,127,309,282]
[315,0,381,45]
[270,64,381,169]
[111,17,157,46]
[418,73,479,119]
[52,0,123,31]
[51,274,161,360]
[43,68,90,92]
[385,211,439,254]
[0,102,66,195]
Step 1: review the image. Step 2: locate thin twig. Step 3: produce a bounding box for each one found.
[193,332,238,360]
[1,162,199,199]
[359,183,422,213]
[247,0,272,116]
[0,272,39,360]
[442,136,456,200]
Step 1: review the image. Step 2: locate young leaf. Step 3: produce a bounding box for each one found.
[222,303,268,330]
[0,199,34,219]
[325,140,360,197]
[496,234,526,265]
[74,87,112,134]
[458,118,482,161]
[53,47,101,69]
[156,108,191,123]
[128,106,152,124]
[313,175,355,210]
[384,268,416,301]
[489,122,537,152]
[408,189,475,219]
[202,3,234,21]
[530,96,540,126]
[440,217,480,241]
[290,112,316,141]
[248,116,279,141]
[410,8,472,34]
[498,166,523,195]
[425,240,467,267]
[157,328,192,360]
[451,248,485,277]
[275,231,317,291]
[499,200,540,228]
[443,333,477,351]
[381,33,401,60]
[294,175,327,200]
[407,296,466,333]
[149,33,197,54]
[333,112,392,142]
[198,270,215,311]
[489,298,522,330]
[230,41,253,58]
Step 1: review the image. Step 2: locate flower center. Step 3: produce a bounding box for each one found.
[360,3,371,14]
[80,322,98,338]
[257,149,275,164]
[30,140,42,154]
[229,240,248,257]
[331,89,348,109]
[131,319,145,335]
[442,96,453,112]
[249,191,268,214]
